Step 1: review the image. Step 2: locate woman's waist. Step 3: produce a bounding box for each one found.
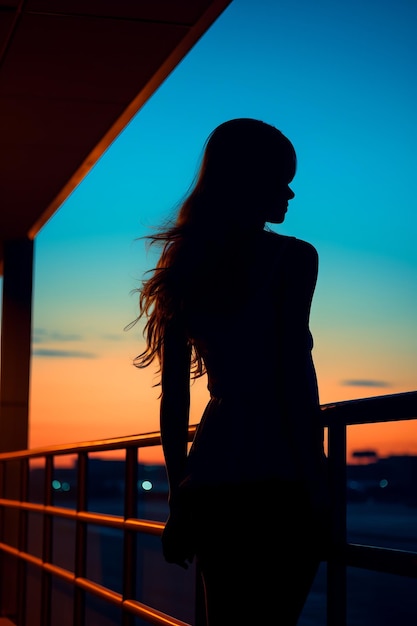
[207,373,280,400]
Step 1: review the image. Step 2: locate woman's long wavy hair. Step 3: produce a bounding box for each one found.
[127,118,296,379]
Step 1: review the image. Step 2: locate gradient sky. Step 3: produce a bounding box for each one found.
[3,0,416,462]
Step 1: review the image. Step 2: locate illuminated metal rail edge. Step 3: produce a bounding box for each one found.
[0,390,416,625]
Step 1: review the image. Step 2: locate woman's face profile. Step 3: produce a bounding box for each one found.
[262,175,295,224]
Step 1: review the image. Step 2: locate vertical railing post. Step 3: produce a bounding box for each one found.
[16,458,29,626]
[73,452,88,626]
[0,460,4,614]
[122,447,138,626]
[41,456,53,626]
[327,414,347,626]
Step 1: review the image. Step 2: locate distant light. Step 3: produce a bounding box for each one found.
[379,479,388,489]
[61,482,70,492]
[140,480,153,491]
[52,480,61,490]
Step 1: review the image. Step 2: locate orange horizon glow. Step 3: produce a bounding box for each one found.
[28,351,416,468]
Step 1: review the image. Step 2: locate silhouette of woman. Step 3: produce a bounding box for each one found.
[130,118,329,625]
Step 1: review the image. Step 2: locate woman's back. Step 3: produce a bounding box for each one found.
[187,231,293,393]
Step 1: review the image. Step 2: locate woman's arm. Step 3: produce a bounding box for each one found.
[159,321,195,568]
[160,320,192,505]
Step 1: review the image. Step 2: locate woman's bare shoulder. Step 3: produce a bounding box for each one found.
[261,230,318,261]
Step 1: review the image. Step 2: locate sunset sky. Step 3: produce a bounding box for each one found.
[3,0,416,462]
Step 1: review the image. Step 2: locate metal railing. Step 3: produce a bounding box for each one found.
[322,390,417,624]
[0,429,198,626]
[0,390,416,625]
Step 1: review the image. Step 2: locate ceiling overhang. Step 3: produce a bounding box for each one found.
[0,0,232,274]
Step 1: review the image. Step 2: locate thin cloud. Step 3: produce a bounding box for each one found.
[341,379,391,388]
[33,349,97,359]
[33,329,83,344]
[100,333,125,342]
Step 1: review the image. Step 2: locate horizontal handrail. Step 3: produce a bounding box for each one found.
[320,390,417,425]
[346,544,417,578]
[0,426,198,461]
[0,498,164,534]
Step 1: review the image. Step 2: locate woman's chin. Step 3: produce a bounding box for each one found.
[267,214,286,225]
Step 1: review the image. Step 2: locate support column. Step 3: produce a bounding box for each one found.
[0,237,34,619]
[0,237,34,453]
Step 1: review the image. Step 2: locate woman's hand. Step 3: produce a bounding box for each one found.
[162,505,195,570]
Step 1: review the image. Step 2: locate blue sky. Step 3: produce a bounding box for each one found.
[7,0,416,450]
